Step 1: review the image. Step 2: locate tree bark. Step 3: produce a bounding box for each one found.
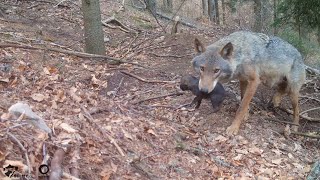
[145,0,157,16]
[221,0,226,25]
[273,0,278,35]
[81,0,106,55]
[214,0,220,24]
[208,0,214,21]
[253,0,262,32]
[318,26,320,46]
[202,0,208,16]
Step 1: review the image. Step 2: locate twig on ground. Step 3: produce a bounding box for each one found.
[80,105,125,156]
[149,52,191,58]
[279,107,320,122]
[49,148,65,180]
[0,43,148,68]
[133,91,184,104]
[120,71,176,83]
[300,95,320,103]
[305,65,320,75]
[291,131,320,139]
[113,77,124,98]
[102,16,134,33]
[267,118,299,126]
[300,107,320,116]
[7,132,31,177]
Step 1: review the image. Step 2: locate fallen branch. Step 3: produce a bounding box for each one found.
[300,95,320,103]
[305,65,320,75]
[300,107,320,116]
[80,105,125,157]
[49,148,65,180]
[0,43,148,68]
[133,91,184,104]
[120,71,176,83]
[291,131,320,139]
[7,132,31,177]
[149,52,191,58]
[279,107,320,122]
[267,118,299,126]
[102,16,134,33]
[157,12,196,28]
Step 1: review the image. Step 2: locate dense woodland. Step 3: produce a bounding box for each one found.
[0,0,319,179]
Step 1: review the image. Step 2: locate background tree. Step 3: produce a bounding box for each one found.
[253,0,262,32]
[81,0,106,55]
[275,0,320,45]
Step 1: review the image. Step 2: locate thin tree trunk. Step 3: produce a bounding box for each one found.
[273,0,278,35]
[202,0,208,16]
[145,0,157,16]
[221,0,226,25]
[253,0,262,32]
[317,26,320,46]
[214,0,220,24]
[208,0,214,21]
[81,0,106,55]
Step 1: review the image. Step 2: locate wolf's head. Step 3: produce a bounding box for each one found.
[192,38,233,93]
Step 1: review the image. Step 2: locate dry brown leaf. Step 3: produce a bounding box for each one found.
[110,161,118,173]
[1,113,12,121]
[147,129,157,136]
[60,123,78,133]
[54,90,65,102]
[271,158,282,165]
[215,135,228,143]
[3,160,28,173]
[43,67,50,75]
[233,154,243,161]
[122,129,133,140]
[249,146,263,155]
[51,100,58,109]
[31,93,46,102]
[69,87,82,102]
[100,168,112,180]
[235,149,248,155]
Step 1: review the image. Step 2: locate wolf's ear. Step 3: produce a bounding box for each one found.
[220,42,233,59]
[194,38,206,53]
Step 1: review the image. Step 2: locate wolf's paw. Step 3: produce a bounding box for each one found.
[226,124,240,136]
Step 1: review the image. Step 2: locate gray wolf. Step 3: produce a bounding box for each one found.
[192,31,306,135]
[180,75,225,112]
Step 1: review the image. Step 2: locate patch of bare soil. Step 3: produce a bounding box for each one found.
[0,1,319,180]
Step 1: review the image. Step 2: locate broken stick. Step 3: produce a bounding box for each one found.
[120,70,176,83]
[133,91,184,104]
[49,148,65,180]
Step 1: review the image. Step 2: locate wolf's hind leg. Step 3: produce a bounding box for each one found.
[289,90,300,132]
[272,79,288,107]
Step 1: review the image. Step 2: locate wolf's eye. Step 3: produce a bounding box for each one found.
[200,66,204,71]
[214,69,220,73]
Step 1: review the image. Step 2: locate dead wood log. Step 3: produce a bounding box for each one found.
[49,148,65,180]
[102,16,134,33]
[156,12,197,28]
[0,43,148,68]
[171,16,180,34]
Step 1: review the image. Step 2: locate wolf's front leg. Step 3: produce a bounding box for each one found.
[226,78,260,135]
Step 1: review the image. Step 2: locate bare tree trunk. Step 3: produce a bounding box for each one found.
[317,26,320,46]
[81,0,106,55]
[145,0,157,16]
[253,0,262,32]
[202,0,208,16]
[208,0,214,21]
[214,0,220,24]
[273,0,278,35]
[221,0,226,25]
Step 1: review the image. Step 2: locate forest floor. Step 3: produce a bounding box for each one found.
[0,0,319,179]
